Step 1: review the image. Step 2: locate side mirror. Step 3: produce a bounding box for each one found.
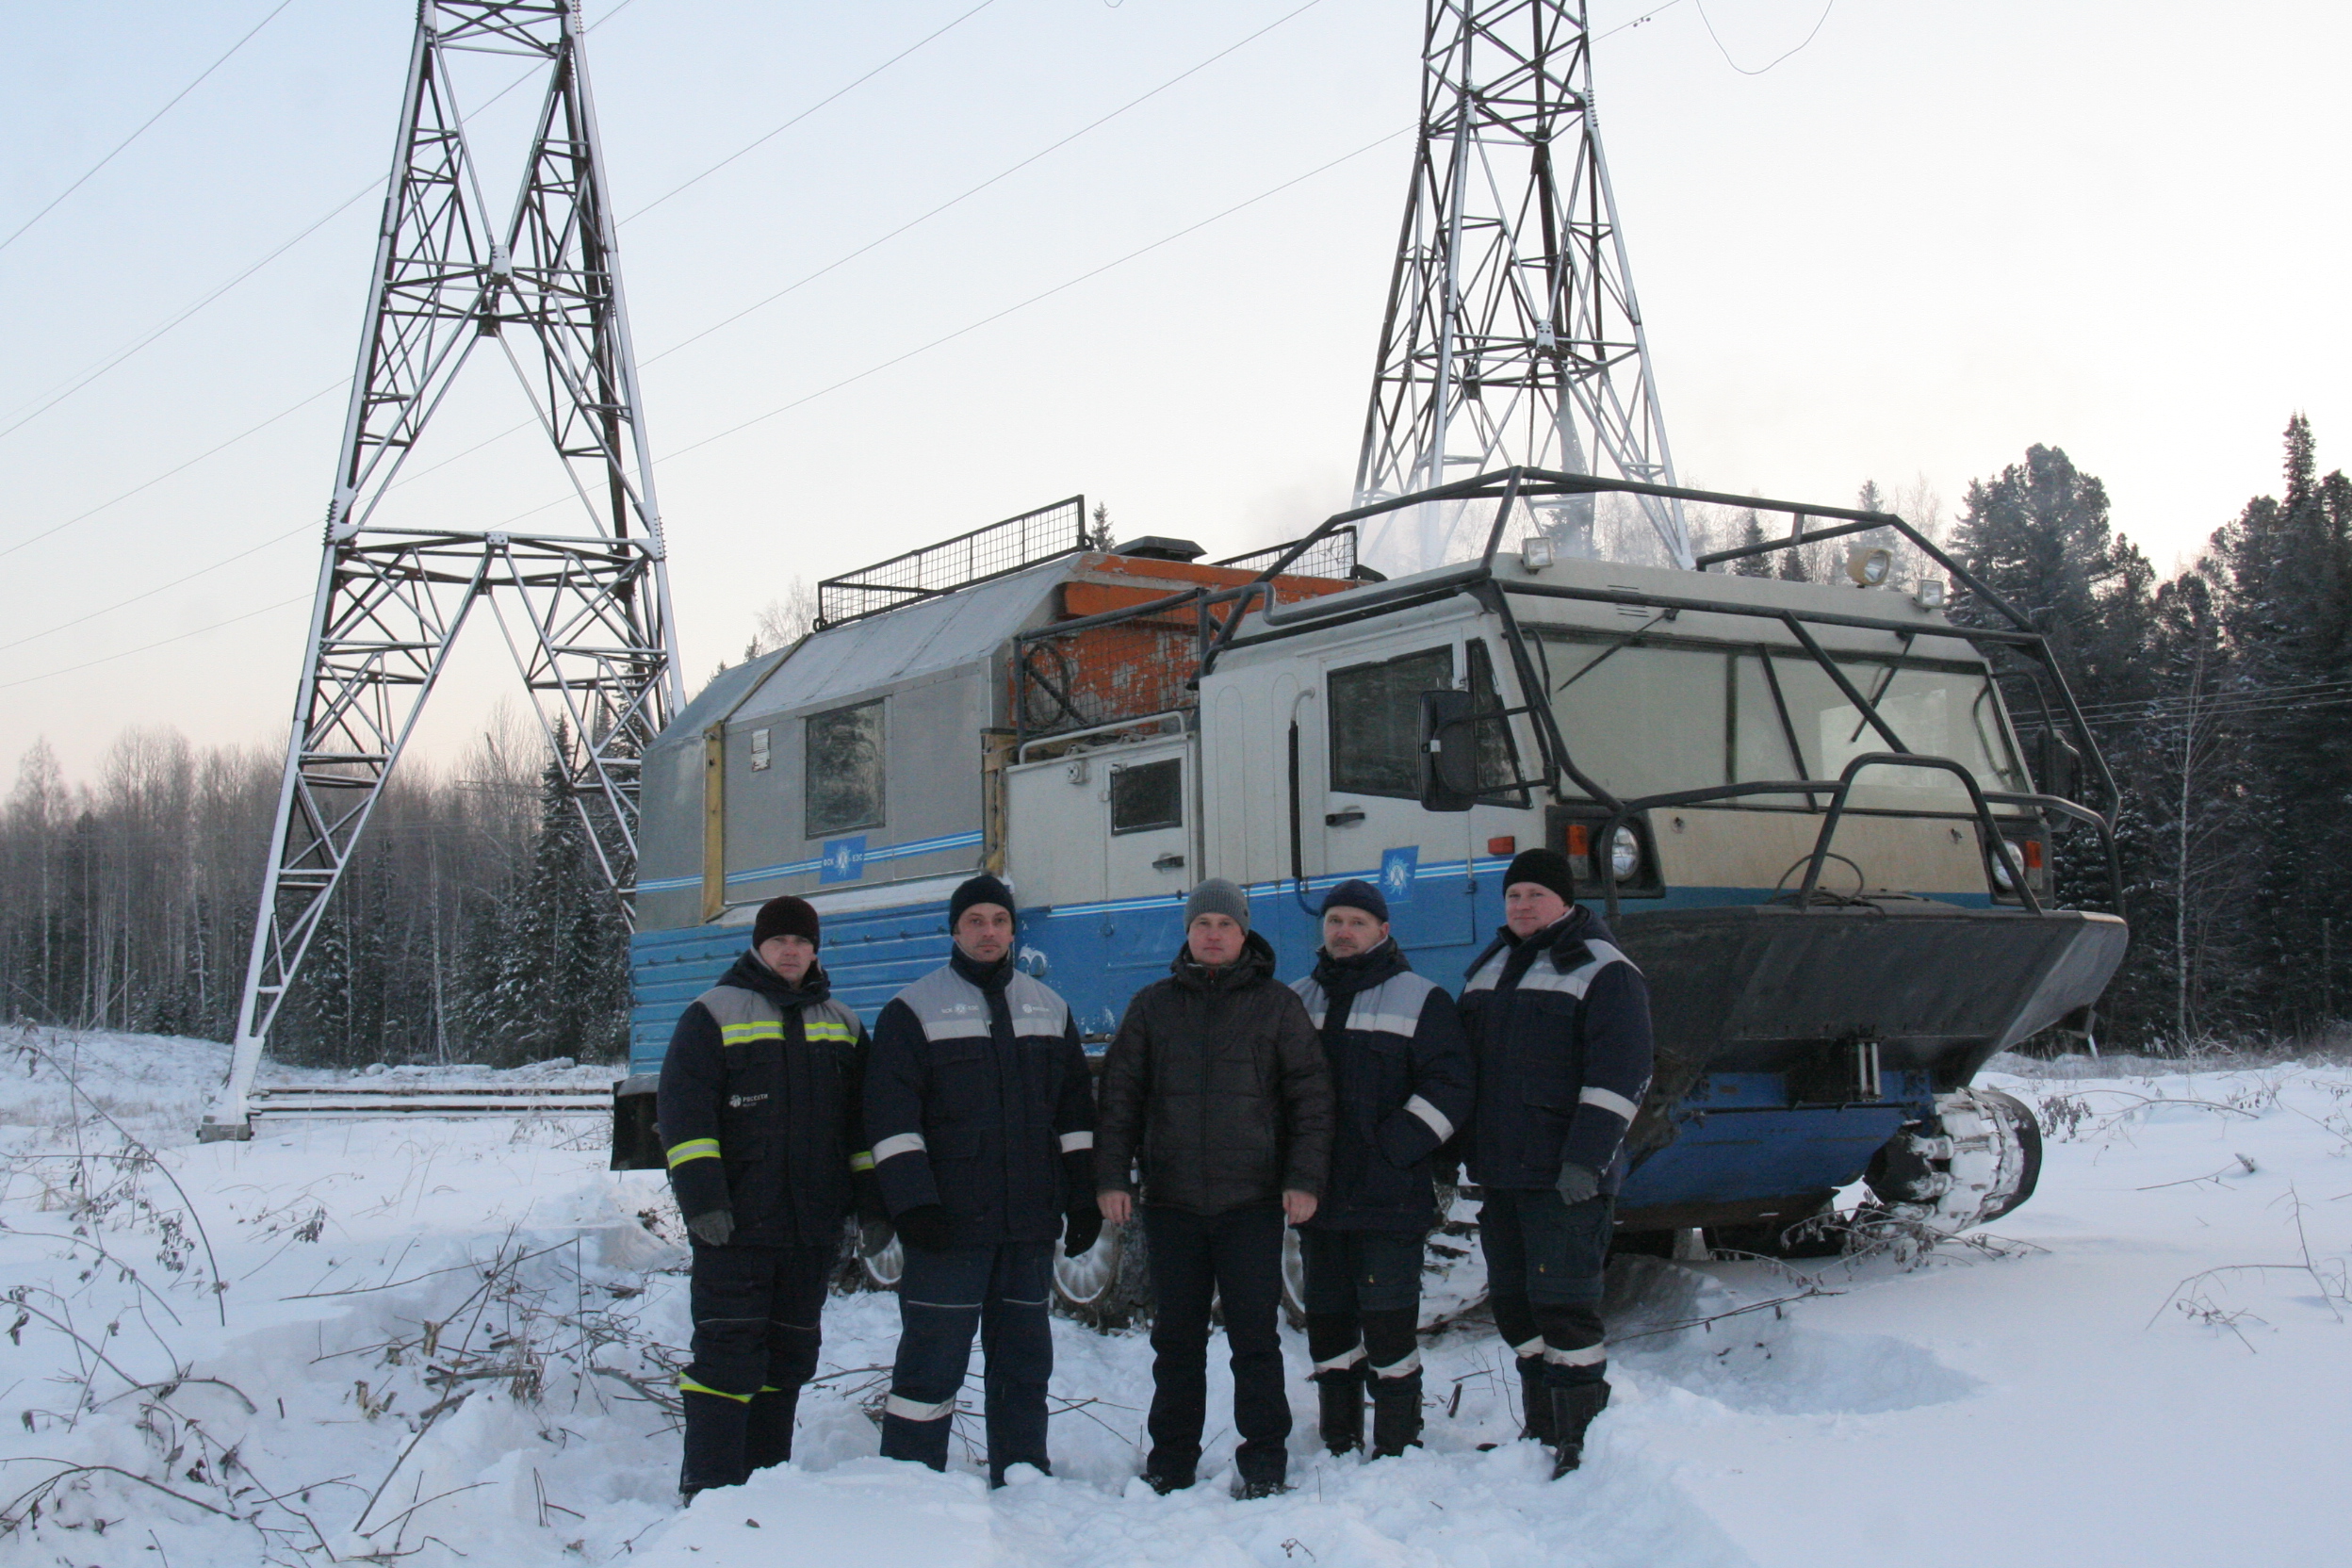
[2034,728,2082,803]
[1419,690,1478,812]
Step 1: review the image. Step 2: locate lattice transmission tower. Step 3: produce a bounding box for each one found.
[206,1,680,1136]
[1355,0,1690,570]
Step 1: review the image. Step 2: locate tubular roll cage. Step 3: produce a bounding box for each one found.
[1012,467,2125,921]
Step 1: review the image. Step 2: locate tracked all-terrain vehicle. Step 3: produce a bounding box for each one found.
[613,473,2127,1306]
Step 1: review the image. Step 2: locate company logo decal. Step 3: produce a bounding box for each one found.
[1380,845,1419,906]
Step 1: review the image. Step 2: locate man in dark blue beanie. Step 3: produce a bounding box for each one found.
[865,874,1096,1485]
[1287,879,1471,1459]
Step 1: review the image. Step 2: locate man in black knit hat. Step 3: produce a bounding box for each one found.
[657,895,874,1501]
[865,874,1096,1485]
[1288,878,1472,1460]
[1459,847,1653,1478]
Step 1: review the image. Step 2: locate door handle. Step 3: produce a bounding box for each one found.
[1325,807,1365,828]
[1153,853,1186,872]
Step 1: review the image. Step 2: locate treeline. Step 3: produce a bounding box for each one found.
[0,707,628,1068]
[1939,416,2352,1048]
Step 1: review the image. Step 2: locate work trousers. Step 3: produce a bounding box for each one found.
[1141,1203,1290,1486]
[1478,1187,1613,1390]
[878,1240,1055,1484]
[679,1240,833,1493]
[1297,1227,1424,1382]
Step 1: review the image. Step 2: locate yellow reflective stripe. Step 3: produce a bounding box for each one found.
[804,1021,857,1042]
[678,1375,753,1403]
[665,1137,722,1168]
[848,1150,876,1172]
[718,1022,786,1045]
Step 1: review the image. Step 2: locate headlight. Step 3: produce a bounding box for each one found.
[1609,824,1642,882]
[1989,850,2016,893]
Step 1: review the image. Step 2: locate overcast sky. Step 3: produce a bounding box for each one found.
[2,0,2344,780]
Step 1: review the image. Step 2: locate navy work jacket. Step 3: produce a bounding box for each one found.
[1289,939,1473,1232]
[1458,906,1654,1194]
[655,950,872,1248]
[865,948,1095,1249]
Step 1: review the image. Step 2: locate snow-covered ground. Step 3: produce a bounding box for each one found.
[3,1024,2346,1566]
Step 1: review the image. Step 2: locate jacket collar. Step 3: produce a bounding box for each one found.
[1170,927,1278,992]
[1470,904,1604,985]
[724,948,831,1008]
[949,944,1015,993]
[1312,937,1409,998]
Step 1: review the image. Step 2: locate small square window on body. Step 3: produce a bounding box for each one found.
[1109,758,1184,834]
[805,700,884,838]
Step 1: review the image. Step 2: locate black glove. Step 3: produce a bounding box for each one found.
[893,1204,956,1253]
[1554,1162,1600,1207]
[858,1217,895,1258]
[687,1208,735,1247]
[1061,1205,1103,1259]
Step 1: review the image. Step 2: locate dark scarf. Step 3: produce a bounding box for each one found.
[1310,938,1410,1046]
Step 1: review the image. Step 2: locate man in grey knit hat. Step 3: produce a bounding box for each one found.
[1096,878,1334,1498]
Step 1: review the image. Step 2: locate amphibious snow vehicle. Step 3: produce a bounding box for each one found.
[614,474,2127,1291]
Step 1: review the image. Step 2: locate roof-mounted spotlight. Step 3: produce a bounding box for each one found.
[1913,578,1948,611]
[1846,545,1893,587]
[1521,535,1557,572]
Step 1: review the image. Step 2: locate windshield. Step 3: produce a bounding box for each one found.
[1532,631,2026,812]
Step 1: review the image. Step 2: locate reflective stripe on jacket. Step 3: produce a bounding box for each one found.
[655,951,873,1247]
[1458,907,1654,1193]
[864,951,1096,1248]
[1290,941,1474,1233]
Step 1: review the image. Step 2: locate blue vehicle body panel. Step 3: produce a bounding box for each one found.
[628,859,1944,1212]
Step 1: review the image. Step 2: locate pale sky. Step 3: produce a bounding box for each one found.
[3,0,2344,780]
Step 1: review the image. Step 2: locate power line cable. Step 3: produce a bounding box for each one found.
[7,2,1343,665]
[0,524,314,655]
[369,0,1333,497]
[0,0,302,257]
[495,122,1408,528]
[0,381,343,562]
[1693,0,1836,75]
[0,594,312,693]
[0,183,377,444]
[644,0,1331,370]
[622,0,1002,223]
[373,0,1326,496]
[0,0,641,448]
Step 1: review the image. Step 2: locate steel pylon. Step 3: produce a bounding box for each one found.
[206,1,680,1136]
[1354,0,1690,570]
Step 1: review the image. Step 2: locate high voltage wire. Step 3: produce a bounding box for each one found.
[622,0,1002,223]
[5,0,1341,681]
[0,594,313,693]
[375,0,1335,498]
[496,122,1409,528]
[0,0,301,257]
[0,0,640,450]
[5,122,1404,691]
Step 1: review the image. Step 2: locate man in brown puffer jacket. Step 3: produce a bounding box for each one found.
[1096,878,1334,1499]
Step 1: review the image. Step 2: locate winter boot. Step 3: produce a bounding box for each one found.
[1517,1357,1556,1446]
[1314,1366,1366,1455]
[1368,1369,1424,1458]
[678,1388,752,1499]
[743,1385,800,1474]
[1548,1382,1611,1478]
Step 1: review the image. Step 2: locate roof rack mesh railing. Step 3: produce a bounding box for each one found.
[1217,525,1358,581]
[816,495,1086,628]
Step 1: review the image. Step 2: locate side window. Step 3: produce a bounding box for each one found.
[1109,758,1184,834]
[1329,646,1453,797]
[805,699,885,838]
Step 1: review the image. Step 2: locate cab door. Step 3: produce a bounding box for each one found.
[1101,735,1198,898]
